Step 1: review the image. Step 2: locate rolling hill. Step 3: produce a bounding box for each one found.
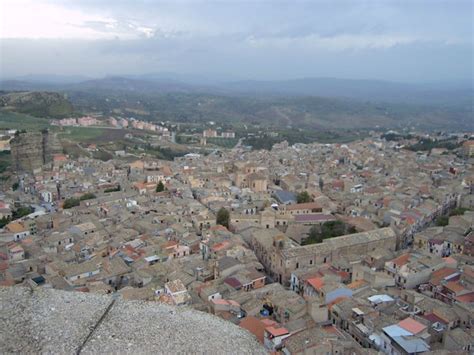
[0,76,471,130]
[0,91,74,118]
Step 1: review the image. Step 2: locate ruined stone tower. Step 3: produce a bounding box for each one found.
[10,130,62,173]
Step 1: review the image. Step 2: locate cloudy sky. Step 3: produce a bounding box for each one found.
[0,0,472,82]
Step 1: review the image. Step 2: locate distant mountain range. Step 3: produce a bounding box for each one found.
[1,75,471,106]
[0,74,472,130]
[223,78,473,106]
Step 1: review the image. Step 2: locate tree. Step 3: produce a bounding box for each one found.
[436,216,449,227]
[12,182,19,191]
[104,185,121,193]
[296,191,312,204]
[12,206,34,220]
[449,208,469,216]
[321,221,346,238]
[319,177,324,191]
[0,216,10,228]
[79,193,96,201]
[216,207,230,229]
[156,181,165,192]
[304,226,324,244]
[63,198,80,209]
[302,221,347,245]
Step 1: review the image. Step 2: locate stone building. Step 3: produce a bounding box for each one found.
[256,227,397,285]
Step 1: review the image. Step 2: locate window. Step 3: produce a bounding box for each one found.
[296,262,299,269]
[310,260,313,265]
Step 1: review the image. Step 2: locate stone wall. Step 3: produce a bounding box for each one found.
[275,227,397,285]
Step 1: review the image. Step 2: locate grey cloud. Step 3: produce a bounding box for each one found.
[1,0,472,82]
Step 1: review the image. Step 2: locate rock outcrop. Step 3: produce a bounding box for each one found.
[10,130,62,173]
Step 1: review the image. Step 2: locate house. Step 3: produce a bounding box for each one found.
[247,173,268,193]
[69,222,96,237]
[443,328,473,352]
[62,259,101,283]
[211,298,240,314]
[203,129,218,138]
[304,277,353,304]
[7,243,25,261]
[389,254,451,289]
[5,222,30,241]
[133,182,157,195]
[264,324,290,351]
[129,160,145,175]
[163,279,191,306]
[40,190,54,203]
[379,323,430,355]
[239,316,266,343]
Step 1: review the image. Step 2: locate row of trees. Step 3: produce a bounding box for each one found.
[63,193,97,209]
[302,221,356,245]
[0,205,35,228]
[436,207,471,227]
[104,185,121,193]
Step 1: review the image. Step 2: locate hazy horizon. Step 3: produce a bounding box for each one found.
[1,0,472,84]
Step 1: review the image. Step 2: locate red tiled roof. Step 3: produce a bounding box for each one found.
[286,202,322,211]
[429,267,458,286]
[347,279,368,290]
[224,277,242,289]
[266,326,289,337]
[53,154,68,162]
[306,277,324,291]
[445,281,466,294]
[423,313,447,325]
[210,225,228,232]
[391,253,410,266]
[398,317,427,335]
[261,319,278,327]
[455,292,474,304]
[239,316,265,343]
[327,296,349,310]
[211,241,231,252]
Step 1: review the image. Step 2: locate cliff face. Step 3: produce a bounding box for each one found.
[42,130,62,164]
[10,131,62,173]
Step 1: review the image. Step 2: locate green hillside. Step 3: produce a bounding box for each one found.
[0,91,74,118]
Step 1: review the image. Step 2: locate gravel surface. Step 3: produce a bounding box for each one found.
[0,286,265,354]
[82,298,265,354]
[0,286,112,353]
